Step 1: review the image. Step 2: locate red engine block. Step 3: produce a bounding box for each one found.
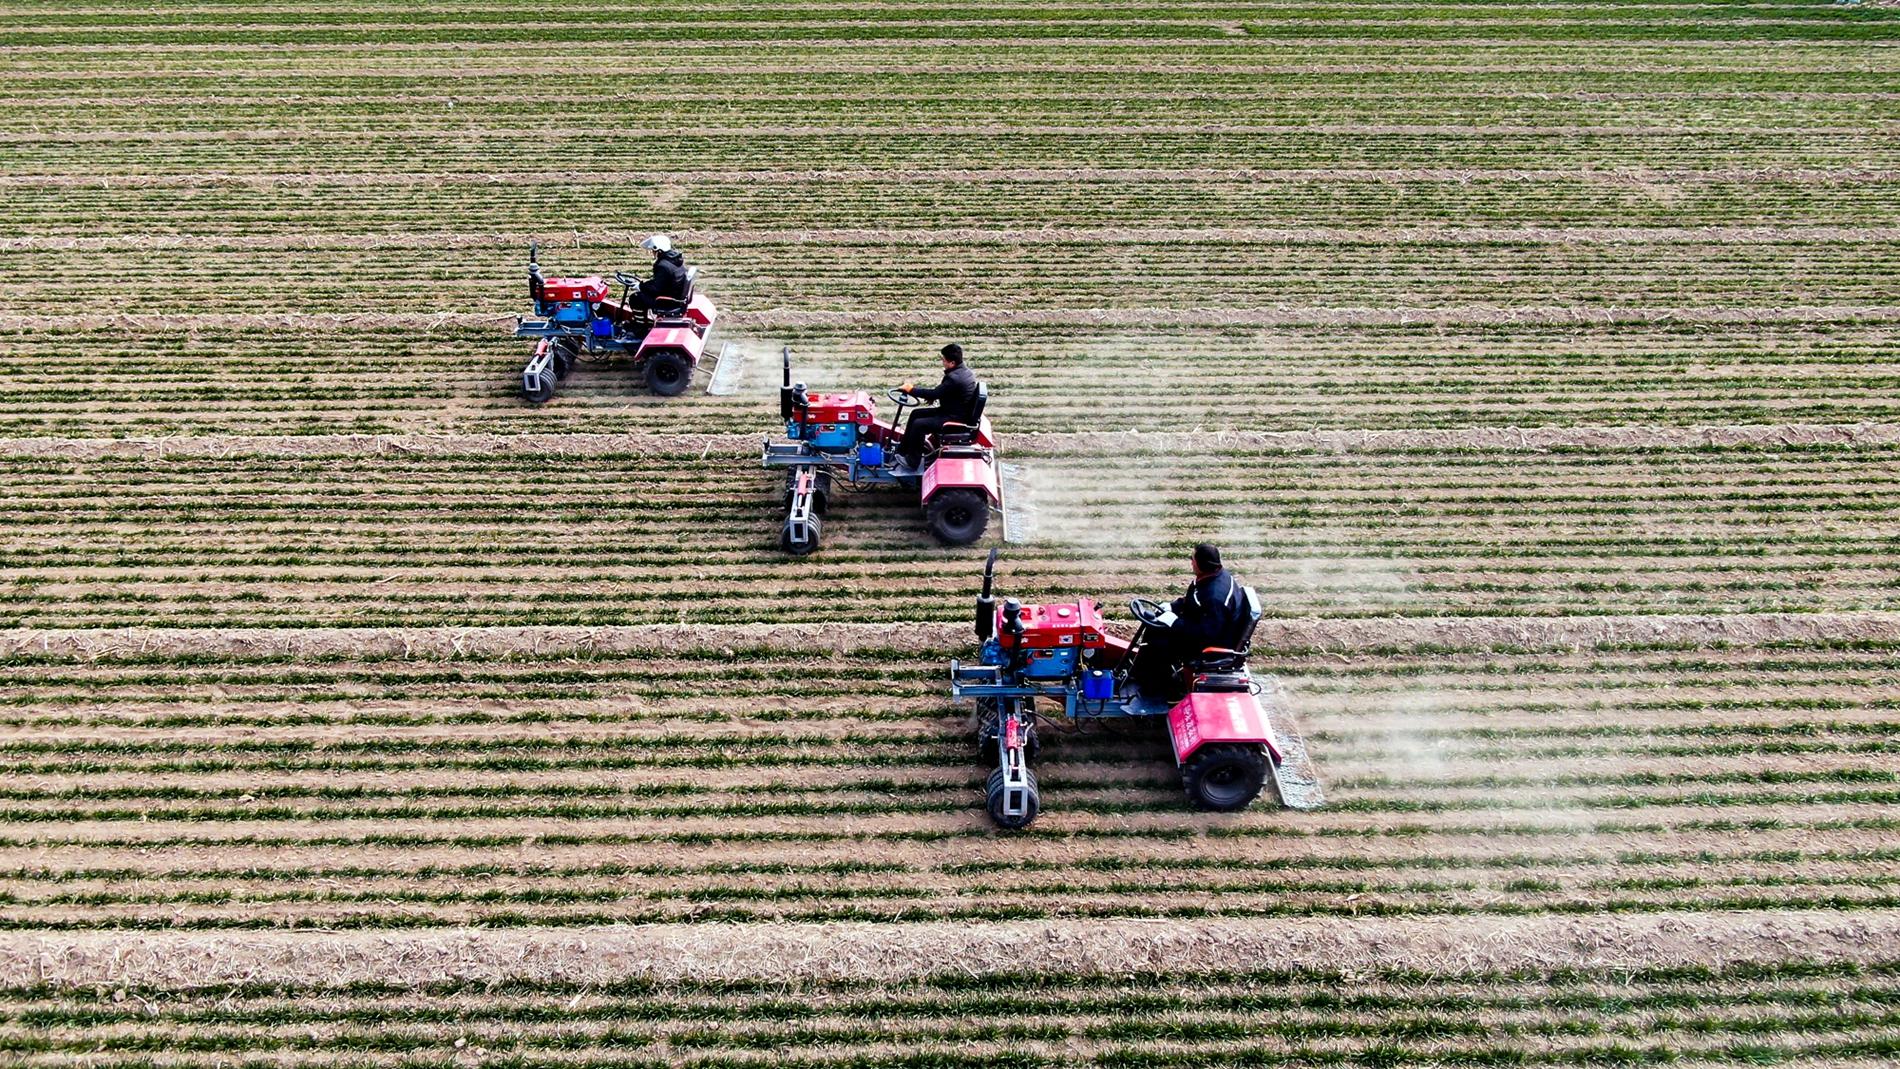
[995,599,1109,650]
[541,276,608,303]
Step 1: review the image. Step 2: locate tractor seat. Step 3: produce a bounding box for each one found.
[1189,669,1254,693]
[650,278,695,315]
[933,422,977,448]
[1183,587,1264,674]
[930,383,989,447]
[1191,647,1250,674]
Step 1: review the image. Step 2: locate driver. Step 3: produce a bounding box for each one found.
[626,234,690,312]
[895,343,978,469]
[1130,543,1247,701]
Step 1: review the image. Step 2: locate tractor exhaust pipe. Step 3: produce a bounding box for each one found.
[974,548,999,639]
[778,346,798,421]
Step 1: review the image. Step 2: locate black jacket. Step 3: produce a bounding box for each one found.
[1169,568,1246,647]
[640,249,690,303]
[910,364,978,423]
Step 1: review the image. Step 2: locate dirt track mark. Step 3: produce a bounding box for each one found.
[8,911,1896,987]
[4,422,1895,461]
[0,122,1883,142]
[7,165,1894,189]
[10,224,1900,251]
[11,610,1900,661]
[7,306,1896,333]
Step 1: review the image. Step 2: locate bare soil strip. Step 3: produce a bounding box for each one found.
[5,306,1898,332]
[11,610,1899,661]
[10,225,1900,251]
[7,165,1893,188]
[0,121,1880,140]
[4,422,1896,461]
[7,911,1895,988]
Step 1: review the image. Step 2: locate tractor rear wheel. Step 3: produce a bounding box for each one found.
[646,351,691,396]
[1181,744,1269,812]
[985,766,1039,830]
[925,489,989,545]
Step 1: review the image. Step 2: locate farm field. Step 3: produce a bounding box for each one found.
[3,0,1899,1065]
[3,440,1898,627]
[3,625,1900,929]
[5,956,1900,1067]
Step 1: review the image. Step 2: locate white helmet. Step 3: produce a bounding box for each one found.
[641,234,673,253]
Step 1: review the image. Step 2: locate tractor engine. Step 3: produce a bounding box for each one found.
[982,598,1117,697]
[527,246,608,330]
[783,389,878,457]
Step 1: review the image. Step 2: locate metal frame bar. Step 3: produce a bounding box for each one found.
[949,659,1149,720]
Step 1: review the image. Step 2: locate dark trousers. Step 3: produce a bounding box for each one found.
[1130,628,1192,701]
[625,290,685,314]
[898,411,948,466]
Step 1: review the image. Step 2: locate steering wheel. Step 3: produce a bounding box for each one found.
[1129,597,1169,628]
[613,271,643,287]
[887,388,923,408]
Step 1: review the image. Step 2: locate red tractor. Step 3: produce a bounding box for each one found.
[513,243,725,402]
[950,551,1324,829]
[762,348,1001,553]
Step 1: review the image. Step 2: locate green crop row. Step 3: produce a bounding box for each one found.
[7,131,1893,175]
[10,242,1897,314]
[0,961,1894,1068]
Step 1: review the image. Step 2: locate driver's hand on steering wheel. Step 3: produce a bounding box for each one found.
[899,382,915,394]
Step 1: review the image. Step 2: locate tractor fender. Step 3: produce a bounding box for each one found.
[1167,691,1284,764]
[637,326,706,363]
[921,455,1000,506]
[686,292,718,328]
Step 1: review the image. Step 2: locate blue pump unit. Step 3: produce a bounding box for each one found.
[1020,646,1080,679]
[799,422,859,450]
[550,300,591,325]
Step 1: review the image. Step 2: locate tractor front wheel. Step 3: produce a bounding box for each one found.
[646,351,691,397]
[523,367,557,405]
[925,489,989,545]
[779,514,821,555]
[985,766,1040,830]
[1181,743,1269,812]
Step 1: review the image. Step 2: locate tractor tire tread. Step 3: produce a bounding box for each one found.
[926,488,989,545]
[1180,743,1269,812]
